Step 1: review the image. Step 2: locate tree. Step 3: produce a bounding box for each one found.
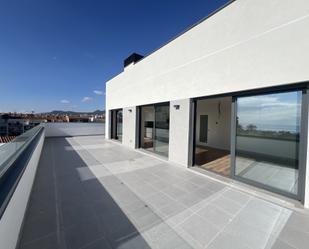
[246,124,257,132]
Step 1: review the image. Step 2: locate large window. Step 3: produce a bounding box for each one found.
[235,90,302,195]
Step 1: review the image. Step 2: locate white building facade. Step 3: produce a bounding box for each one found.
[106,0,309,207]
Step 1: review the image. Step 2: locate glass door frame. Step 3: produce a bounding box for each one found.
[231,87,308,201]
[191,96,233,178]
[191,83,308,202]
[137,102,170,157]
[110,108,123,141]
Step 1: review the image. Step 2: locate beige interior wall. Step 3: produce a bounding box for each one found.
[196,97,232,151]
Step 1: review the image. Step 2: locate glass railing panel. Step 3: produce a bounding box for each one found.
[0,125,42,176]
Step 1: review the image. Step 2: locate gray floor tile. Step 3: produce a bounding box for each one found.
[174,180,200,193]
[223,219,274,249]
[196,203,233,229]
[19,233,66,249]
[278,225,309,249]
[221,188,251,205]
[165,208,194,228]
[99,212,142,248]
[128,205,162,231]
[178,193,204,208]
[234,203,291,235]
[161,185,187,199]
[174,227,204,249]
[145,192,175,210]
[91,197,122,216]
[285,212,309,232]
[19,213,57,244]
[267,239,297,249]
[194,186,217,199]
[18,137,309,249]
[63,219,105,249]
[132,184,159,199]
[148,179,172,190]
[60,203,96,228]
[209,195,243,216]
[156,200,188,219]
[208,231,251,249]
[121,200,147,215]
[180,214,220,247]
[115,234,151,249]
[188,175,212,186]
[143,223,193,249]
[82,238,112,249]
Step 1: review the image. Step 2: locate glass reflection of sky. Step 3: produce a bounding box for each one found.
[237,91,302,133]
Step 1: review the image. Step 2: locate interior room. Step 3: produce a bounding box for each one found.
[194,96,232,176]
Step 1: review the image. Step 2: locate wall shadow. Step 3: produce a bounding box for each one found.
[18,137,151,249]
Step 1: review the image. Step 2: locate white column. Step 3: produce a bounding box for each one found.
[123,107,137,149]
[168,99,191,167]
[105,109,110,139]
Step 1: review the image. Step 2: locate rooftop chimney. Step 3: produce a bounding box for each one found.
[124,53,144,69]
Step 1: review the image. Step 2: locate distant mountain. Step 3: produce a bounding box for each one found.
[42,110,105,115]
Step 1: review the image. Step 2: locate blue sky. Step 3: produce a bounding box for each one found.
[0,0,228,113]
[237,91,302,131]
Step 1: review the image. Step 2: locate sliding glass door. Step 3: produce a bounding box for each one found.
[111,109,123,142]
[191,87,307,200]
[154,104,170,156]
[234,90,304,197]
[140,103,170,157]
[116,110,123,141]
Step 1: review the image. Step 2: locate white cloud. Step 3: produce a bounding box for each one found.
[82,96,92,102]
[238,94,301,128]
[60,99,70,104]
[93,90,103,95]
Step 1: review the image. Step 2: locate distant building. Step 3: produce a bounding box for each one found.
[0,114,43,137]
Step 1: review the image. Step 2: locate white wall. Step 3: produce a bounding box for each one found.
[44,123,105,137]
[105,110,110,139]
[196,97,231,150]
[106,0,309,110]
[122,107,137,148]
[0,131,45,249]
[169,99,191,166]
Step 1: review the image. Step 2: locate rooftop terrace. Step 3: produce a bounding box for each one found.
[16,133,309,249]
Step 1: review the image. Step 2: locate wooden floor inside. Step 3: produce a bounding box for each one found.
[195,146,231,177]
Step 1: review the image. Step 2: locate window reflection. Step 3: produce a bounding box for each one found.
[235,91,302,195]
[140,104,169,157]
[116,110,123,141]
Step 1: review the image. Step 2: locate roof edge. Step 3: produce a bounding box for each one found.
[106,0,237,83]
